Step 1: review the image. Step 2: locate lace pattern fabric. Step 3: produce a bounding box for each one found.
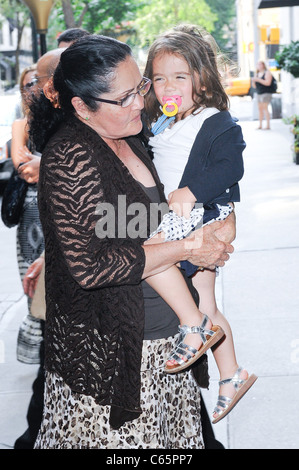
[38,116,166,418]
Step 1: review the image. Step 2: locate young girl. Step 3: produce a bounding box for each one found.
[143,24,257,424]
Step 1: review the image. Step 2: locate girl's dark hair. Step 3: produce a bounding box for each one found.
[29,35,132,151]
[144,24,232,127]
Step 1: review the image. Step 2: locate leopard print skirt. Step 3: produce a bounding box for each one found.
[34,335,204,449]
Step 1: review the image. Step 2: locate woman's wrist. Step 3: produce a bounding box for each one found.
[142,238,189,278]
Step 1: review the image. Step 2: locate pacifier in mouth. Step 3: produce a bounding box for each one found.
[162,95,182,117]
[151,95,182,135]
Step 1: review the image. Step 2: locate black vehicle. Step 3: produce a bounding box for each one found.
[0,92,21,193]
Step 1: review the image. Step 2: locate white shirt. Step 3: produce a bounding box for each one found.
[149,107,219,199]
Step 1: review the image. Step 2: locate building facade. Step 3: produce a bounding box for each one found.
[236,0,299,117]
[0,15,33,92]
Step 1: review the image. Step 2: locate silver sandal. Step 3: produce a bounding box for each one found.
[165,314,224,374]
[212,367,258,424]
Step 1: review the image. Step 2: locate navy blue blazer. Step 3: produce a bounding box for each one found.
[179,111,245,205]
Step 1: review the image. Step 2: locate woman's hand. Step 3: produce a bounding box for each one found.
[18,151,41,184]
[184,221,234,269]
[23,256,44,298]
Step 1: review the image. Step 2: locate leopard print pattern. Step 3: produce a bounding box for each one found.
[34,335,204,449]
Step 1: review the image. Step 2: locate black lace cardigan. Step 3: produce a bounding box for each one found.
[38,115,167,426]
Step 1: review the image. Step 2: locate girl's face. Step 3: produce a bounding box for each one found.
[152,52,198,120]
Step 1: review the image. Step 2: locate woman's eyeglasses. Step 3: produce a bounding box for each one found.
[91,77,152,108]
[23,75,50,90]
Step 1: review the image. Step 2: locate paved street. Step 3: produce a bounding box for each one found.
[0,99,299,449]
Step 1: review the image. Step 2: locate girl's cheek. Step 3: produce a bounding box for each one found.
[153,86,163,105]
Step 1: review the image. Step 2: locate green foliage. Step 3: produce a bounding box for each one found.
[0,0,29,17]
[46,0,141,47]
[283,115,299,153]
[207,0,236,52]
[275,41,299,78]
[134,0,217,47]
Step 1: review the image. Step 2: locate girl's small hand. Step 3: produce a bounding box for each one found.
[168,187,197,219]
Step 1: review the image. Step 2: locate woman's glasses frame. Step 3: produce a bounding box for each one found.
[90,77,152,108]
[23,75,50,90]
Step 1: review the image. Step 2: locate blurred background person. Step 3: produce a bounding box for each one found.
[251,61,273,130]
[13,49,64,449]
[11,64,44,366]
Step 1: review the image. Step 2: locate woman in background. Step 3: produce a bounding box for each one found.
[11,64,44,364]
[252,60,273,130]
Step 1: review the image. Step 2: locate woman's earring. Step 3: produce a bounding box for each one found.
[85,116,89,121]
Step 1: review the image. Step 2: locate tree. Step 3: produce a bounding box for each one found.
[275,41,299,79]
[207,0,237,53]
[49,0,139,34]
[46,0,141,48]
[0,0,30,82]
[134,0,217,47]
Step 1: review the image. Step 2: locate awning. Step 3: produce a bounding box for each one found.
[258,0,299,8]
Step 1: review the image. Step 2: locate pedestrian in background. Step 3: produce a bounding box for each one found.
[13,49,64,449]
[252,60,274,130]
[10,64,44,366]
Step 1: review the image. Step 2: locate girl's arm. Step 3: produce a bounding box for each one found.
[167,186,197,218]
[179,116,245,205]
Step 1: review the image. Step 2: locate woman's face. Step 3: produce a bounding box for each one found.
[86,56,144,139]
[152,52,198,120]
[22,70,37,107]
[257,61,265,72]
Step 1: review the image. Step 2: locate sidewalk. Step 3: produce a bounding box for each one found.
[0,117,299,449]
[202,118,299,449]
[0,226,39,449]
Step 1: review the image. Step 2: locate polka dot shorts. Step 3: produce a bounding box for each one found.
[149,203,233,242]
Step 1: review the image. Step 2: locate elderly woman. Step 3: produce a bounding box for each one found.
[29,35,234,449]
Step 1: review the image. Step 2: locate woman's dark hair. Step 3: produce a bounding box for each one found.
[144,24,232,127]
[29,35,132,151]
[57,27,91,46]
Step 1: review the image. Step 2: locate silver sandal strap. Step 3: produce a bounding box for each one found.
[178,314,215,345]
[166,314,215,367]
[213,395,232,414]
[167,342,197,364]
[218,367,245,390]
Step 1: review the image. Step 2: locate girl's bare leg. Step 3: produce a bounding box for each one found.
[191,269,248,419]
[145,265,212,353]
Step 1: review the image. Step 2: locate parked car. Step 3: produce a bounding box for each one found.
[225,77,254,98]
[0,92,21,192]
